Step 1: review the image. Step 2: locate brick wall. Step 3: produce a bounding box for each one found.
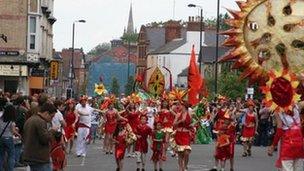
[0,0,27,51]
[165,21,182,43]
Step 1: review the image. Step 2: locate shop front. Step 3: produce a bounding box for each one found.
[0,64,28,94]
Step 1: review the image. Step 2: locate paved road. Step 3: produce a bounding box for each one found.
[64,140,276,171]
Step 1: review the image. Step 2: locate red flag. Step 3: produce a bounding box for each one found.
[188,45,202,106]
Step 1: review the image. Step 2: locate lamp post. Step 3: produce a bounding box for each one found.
[215,0,220,95]
[69,19,86,97]
[188,4,203,73]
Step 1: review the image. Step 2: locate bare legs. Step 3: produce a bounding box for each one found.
[177,150,191,171]
[104,133,113,153]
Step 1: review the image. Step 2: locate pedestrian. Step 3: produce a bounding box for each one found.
[151,120,165,171]
[0,101,20,171]
[268,104,304,171]
[22,102,58,171]
[52,100,66,134]
[64,99,78,154]
[241,99,258,157]
[135,114,152,171]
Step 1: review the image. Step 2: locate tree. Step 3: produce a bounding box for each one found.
[110,77,120,96]
[125,76,134,96]
[87,42,111,56]
[121,33,138,44]
[218,71,247,100]
[204,13,231,30]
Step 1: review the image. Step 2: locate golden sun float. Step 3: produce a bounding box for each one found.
[221,0,304,83]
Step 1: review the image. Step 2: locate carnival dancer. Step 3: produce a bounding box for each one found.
[268,104,304,171]
[158,98,175,158]
[50,131,66,171]
[213,108,236,171]
[64,99,78,154]
[126,101,140,157]
[171,93,192,171]
[75,96,102,157]
[134,114,152,171]
[151,120,165,171]
[241,99,258,157]
[113,120,129,171]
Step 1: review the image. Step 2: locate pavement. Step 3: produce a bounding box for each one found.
[15,140,277,171]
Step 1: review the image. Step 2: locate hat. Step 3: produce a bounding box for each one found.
[128,93,142,104]
[168,88,188,104]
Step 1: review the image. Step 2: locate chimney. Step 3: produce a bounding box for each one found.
[165,20,182,43]
[187,16,205,32]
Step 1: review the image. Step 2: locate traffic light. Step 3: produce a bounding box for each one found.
[66,88,73,99]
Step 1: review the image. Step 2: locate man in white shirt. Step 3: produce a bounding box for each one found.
[52,100,66,133]
[75,96,101,157]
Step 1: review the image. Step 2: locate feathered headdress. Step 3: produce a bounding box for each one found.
[128,93,142,104]
[100,94,116,110]
[168,88,188,103]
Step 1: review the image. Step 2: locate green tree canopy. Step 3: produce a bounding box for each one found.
[204,13,230,30]
[110,77,120,96]
[121,33,138,43]
[87,42,111,56]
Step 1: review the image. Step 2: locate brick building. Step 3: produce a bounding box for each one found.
[59,48,86,97]
[0,0,56,95]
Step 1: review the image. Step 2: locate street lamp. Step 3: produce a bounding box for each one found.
[188,4,203,74]
[215,0,220,95]
[69,19,86,98]
[188,4,203,73]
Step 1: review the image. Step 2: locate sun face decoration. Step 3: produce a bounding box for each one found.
[94,83,106,96]
[222,0,304,82]
[261,69,301,113]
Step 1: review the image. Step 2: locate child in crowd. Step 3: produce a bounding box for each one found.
[50,132,66,171]
[151,121,165,171]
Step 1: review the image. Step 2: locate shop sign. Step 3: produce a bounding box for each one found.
[0,65,28,76]
[50,61,59,80]
[0,51,20,56]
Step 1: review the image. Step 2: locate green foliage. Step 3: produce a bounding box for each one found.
[110,77,120,96]
[218,71,247,100]
[87,42,111,56]
[204,13,231,30]
[205,69,247,100]
[121,33,138,43]
[125,76,134,96]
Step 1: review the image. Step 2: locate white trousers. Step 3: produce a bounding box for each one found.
[76,127,90,156]
[281,159,303,171]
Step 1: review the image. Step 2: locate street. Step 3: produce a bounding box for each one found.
[65,141,275,171]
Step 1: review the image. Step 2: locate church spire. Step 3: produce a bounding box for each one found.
[126,3,134,34]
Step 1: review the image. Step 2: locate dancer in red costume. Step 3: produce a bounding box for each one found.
[64,99,78,154]
[113,120,129,171]
[268,104,304,171]
[151,120,165,171]
[126,102,140,157]
[213,106,236,171]
[134,114,152,171]
[172,100,192,171]
[158,99,174,159]
[102,96,126,154]
[50,132,66,171]
[241,99,258,157]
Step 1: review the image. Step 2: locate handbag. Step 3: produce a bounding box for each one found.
[0,121,11,138]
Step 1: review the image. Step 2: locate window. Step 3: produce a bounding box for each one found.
[29,16,37,50]
[30,17,36,33]
[30,35,35,49]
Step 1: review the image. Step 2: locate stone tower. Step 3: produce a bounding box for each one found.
[126,3,134,34]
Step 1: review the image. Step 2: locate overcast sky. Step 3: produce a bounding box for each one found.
[53,0,238,53]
